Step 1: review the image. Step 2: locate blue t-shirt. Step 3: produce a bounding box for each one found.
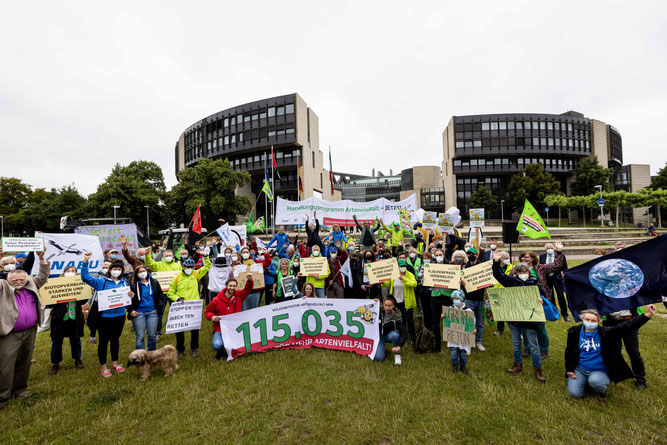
[577,328,607,372]
[136,281,155,313]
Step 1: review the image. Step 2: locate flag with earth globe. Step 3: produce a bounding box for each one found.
[564,235,667,320]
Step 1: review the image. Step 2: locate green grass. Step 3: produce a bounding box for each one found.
[2,302,666,444]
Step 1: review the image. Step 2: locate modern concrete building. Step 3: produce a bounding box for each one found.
[613,164,653,224]
[174,93,340,223]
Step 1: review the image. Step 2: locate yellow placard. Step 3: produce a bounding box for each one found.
[38,276,92,305]
[365,258,399,284]
[422,263,461,289]
[486,286,545,322]
[300,257,328,277]
[152,270,181,292]
[462,262,498,292]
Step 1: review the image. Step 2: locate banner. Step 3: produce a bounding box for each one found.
[462,262,497,292]
[281,276,297,298]
[516,200,550,239]
[2,237,44,252]
[300,257,328,276]
[564,235,667,320]
[486,286,545,322]
[152,270,181,292]
[97,286,132,312]
[422,211,437,230]
[229,225,247,247]
[422,263,461,289]
[219,298,380,361]
[442,307,476,347]
[274,194,419,227]
[33,232,105,276]
[233,264,265,289]
[74,223,138,272]
[365,258,399,284]
[165,300,203,334]
[38,276,91,305]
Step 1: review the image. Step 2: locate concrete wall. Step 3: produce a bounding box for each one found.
[412,165,442,189]
[441,117,456,209]
[629,164,652,224]
[589,119,609,167]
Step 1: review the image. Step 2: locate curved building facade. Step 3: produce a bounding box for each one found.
[441,111,623,217]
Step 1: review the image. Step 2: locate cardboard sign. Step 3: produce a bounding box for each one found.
[166,300,203,334]
[437,212,454,234]
[152,270,181,292]
[281,275,297,298]
[300,257,328,277]
[462,262,498,292]
[233,265,265,290]
[365,258,399,284]
[486,286,545,322]
[2,237,44,252]
[422,263,461,289]
[97,286,132,312]
[422,211,437,230]
[442,306,476,347]
[38,276,91,305]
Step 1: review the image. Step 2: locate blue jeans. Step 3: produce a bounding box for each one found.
[567,367,610,398]
[450,347,467,368]
[374,330,400,361]
[315,287,325,298]
[131,311,158,351]
[212,331,224,351]
[524,322,549,353]
[509,322,541,368]
[51,336,82,365]
[242,291,261,311]
[466,300,485,344]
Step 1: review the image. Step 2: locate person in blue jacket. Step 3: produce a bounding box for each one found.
[81,252,133,378]
[328,224,348,247]
[267,226,290,252]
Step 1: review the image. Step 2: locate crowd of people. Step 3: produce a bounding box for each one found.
[0,212,660,410]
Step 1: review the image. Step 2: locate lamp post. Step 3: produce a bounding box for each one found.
[113,205,120,224]
[594,185,603,227]
[0,215,3,240]
[500,200,505,223]
[145,206,150,237]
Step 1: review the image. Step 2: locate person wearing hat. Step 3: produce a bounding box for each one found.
[463,246,487,351]
[382,259,417,344]
[379,218,411,256]
[166,256,211,358]
[445,290,475,374]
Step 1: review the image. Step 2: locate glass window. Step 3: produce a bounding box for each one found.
[502,158,509,165]
[473,140,482,147]
[237,114,243,124]
[548,138,553,146]
[251,114,258,121]
[230,117,236,126]
[516,121,523,130]
[533,137,540,146]
[499,122,507,130]
[454,160,461,167]
[555,138,560,147]
[277,129,285,136]
[508,121,515,130]
[524,121,531,130]
[254,155,260,163]
[268,107,275,117]
[259,112,267,119]
[455,141,464,148]
[213,139,217,148]
[490,122,498,130]
[494,158,501,165]
[482,122,490,131]
[569,139,573,147]
[286,128,295,134]
[465,141,473,148]
[277,106,285,116]
[540,137,546,146]
[539,122,546,130]
[244,114,251,123]
[239,132,243,142]
[224,118,228,127]
[268,130,276,137]
[471,159,478,166]
[224,135,229,145]
[285,103,295,114]
[568,123,573,131]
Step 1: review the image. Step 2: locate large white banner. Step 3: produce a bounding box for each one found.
[275,194,419,227]
[219,299,380,361]
[33,232,105,276]
[74,223,138,272]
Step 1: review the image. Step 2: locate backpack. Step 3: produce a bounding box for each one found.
[414,322,435,353]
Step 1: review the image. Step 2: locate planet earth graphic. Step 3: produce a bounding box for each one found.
[588,259,644,298]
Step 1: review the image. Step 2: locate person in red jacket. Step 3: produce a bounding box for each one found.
[205,274,253,360]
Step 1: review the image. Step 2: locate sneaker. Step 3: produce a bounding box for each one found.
[13,390,31,399]
[155,334,161,342]
[451,364,458,374]
[394,354,402,366]
[112,364,126,373]
[90,337,97,344]
[476,343,486,351]
[540,351,550,360]
[101,369,112,378]
[635,381,647,390]
[48,364,59,376]
[177,352,184,359]
[192,349,199,358]
[493,330,503,336]
[564,315,571,322]
[522,350,530,358]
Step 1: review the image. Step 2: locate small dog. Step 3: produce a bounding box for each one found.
[127,345,179,381]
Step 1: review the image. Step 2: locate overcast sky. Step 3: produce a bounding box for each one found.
[2,0,665,196]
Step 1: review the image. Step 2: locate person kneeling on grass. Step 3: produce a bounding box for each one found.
[374,296,406,365]
[205,275,254,360]
[446,290,474,375]
[565,305,657,400]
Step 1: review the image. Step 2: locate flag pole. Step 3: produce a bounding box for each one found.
[265,150,268,235]
[271,145,276,235]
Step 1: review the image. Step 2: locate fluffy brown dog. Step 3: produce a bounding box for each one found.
[127,345,179,381]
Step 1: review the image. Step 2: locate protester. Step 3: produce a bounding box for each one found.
[353,214,379,251]
[379,218,409,255]
[238,246,271,310]
[431,249,465,353]
[349,250,364,298]
[267,226,290,252]
[85,260,111,344]
[384,259,417,345]
[306,245,330,298]
[417,251,432,327]
[274,258,296,302]
[300,282,315,298]
[540,243,570,321]
[602,308,650,389]
[261,247,277,305]
[144,248,183,272]
[0,250,35,280]
[482,240,498,262]
[48,266,85,375]
[374,296,406,365]
[447,290,474,374]
[128,265,165,352]
[0,252,48,409]
[208,249,234,303]
[326,246,348,299]
[565,305,657,399]
[305,212,325,253]
[120,235,144,270]
[492,251,512,336]
[462,247,487,351]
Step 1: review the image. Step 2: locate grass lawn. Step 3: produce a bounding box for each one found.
[2,267,666,444]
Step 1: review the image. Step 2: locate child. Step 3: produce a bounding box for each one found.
[446,290,475,374]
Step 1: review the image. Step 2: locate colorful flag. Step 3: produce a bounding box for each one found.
[340,256,352,287]
[516,200,550,239]
[191,205,202,234]
[297,158,303,193]
[328,147,334,195]
[262,180,273,201]
[272,146,281,180]
[253,216,266,231]
[399,208,415,240]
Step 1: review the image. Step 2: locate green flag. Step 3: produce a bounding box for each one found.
[262,180,273,201]
[253,216,266,231]
[399,208,416,240]
[516,200,550,239]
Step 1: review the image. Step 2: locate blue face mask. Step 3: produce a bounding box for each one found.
[109,254,117,260]
[453,299,462,307]
[583,321,598,330]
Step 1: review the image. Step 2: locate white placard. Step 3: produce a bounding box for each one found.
[2,237,44,252]
[165,300,203,334]
[97,286,132,312]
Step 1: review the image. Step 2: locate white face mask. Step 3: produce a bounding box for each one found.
[102,268,109,275]
[490,244,497,250]
[435,256,444,263]
[164,256,173,263]
[184,268,194,276]
[137,271,148,280]
[423,259,431,264]
[64,272,76,277]
[409,253,416,258]
[502,259,510,266]
[399,267,407,273]
[546,249,554,255]
[242,253,250,260]
[111,270,122,278]
[330,253,337,259]
[312,251,320,257]
[232,256,238,262]
[518,273,530,281]
[293,261,300,266]
[4,264,16,272]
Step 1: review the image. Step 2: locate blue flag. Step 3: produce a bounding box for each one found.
[564,235,667,320]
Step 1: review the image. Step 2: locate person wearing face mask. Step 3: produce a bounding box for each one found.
[305,246,330,298]
[119,235,145,270]
[305,212,325,253]
[417,252,433,328]
[274,259,297,303]
[127,265,165,352]
[374,296,406,365]
[144,248,183,272]
[326,246,348,299]
[360,251,380,299]
[167,257,211,358]
[0,251,49,409]
[565,306,657,399]
[0,250,36,280]
[379,218,411,256]
[208,249,235,303]
[446,290,475,374]
[348,251,364,298]
[84,260,112,345]
[482,240,498,262]
[81,253,134,378]
[429,249,465,352]
[383,260,417,344]
[462,247,487,351]
[238,247,272,310]
[491,251,513,336]
[539,243,570,322]
[47,266,86,376]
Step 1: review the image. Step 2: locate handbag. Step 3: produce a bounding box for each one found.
[542,296,560,321]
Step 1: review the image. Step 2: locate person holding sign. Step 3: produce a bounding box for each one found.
[205,275,254,360]
[383,260,417,344]
[305,245,330,298]
[430,249,467,353]
[0,249,35,281]
[81,253,133,378]
[128,265,166,352]
[274,259,298,303]
[446,290,474,374]
[47,266,86,376]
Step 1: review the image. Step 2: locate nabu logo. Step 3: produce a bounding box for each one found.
[355,305,375,324]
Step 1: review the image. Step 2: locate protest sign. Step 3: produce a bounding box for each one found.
[2,237,44,252]
[233,264,265,289]
[422,211,437,230]
[97,286,132,312]
[74,223,138,272]
[469,208,485,228]
[462,262,497,292]
[33,232,105,276]
[165,300,203,334]
[422,263,461,289]
[219,298,380,361]
[442,306,476,347]
[437,212,455,234]
[281,275,297,298]
[152,270,181,292]
[486,286,545,322]
[38,276,91,305]
[300,257,328,276]
[365,258,399,284]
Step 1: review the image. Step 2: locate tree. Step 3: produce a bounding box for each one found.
[166,158,252,230]
[22,185,87,233]
[506,163,561,214]
[467,185,498,216]
[544,193,567,226]
[569,156,613,196]
[0,177,32,235]
[86,161,167,233]
[649,161,667,190]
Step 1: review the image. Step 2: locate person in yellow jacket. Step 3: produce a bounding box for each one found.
[305,245,330,298]
[379,218,412,256]
[144,249,183,272]
[383,259,417,344]
[167,257,211,358]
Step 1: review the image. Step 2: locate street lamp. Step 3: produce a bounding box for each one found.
[113,205,120,224]
[0,216,3,240]
[594,185,603,227]
[145,206,150,237]
[500,200,505,223]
